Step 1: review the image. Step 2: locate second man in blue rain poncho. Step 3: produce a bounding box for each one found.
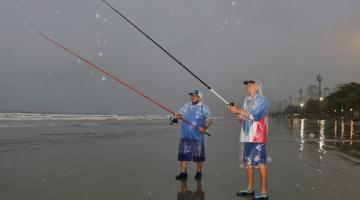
[174,89,212,181]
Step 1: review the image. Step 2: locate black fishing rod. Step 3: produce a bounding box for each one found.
[102,0,232,106]
[23,24,211,136]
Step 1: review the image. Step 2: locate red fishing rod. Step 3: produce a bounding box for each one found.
[24,25,211,136]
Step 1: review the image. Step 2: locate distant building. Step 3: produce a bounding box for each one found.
[270,101,283,113]
[306,84,319,100]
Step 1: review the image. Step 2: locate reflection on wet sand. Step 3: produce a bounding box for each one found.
[341,120,345,144]
[350,120,354,145]
[178,180,205,200]
[318,120,326,155]
[286,118,360,160]
[299,119,305,152]
[334,120,337,141]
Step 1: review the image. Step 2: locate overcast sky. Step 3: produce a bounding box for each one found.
[1,0,360,114]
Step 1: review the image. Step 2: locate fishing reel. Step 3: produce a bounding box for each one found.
[169,117,178,125]
[229,102,235,107]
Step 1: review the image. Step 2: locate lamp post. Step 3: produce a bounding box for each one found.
[316,74,322,101]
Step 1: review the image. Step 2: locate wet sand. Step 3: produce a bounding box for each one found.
[0,118,359,200]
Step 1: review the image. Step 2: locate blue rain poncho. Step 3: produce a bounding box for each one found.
[178,101,212,141]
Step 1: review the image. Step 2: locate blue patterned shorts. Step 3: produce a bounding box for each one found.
[241,143,267,168]
[178,139,205,162]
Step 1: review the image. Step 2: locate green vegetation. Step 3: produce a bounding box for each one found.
[281,82,360,119]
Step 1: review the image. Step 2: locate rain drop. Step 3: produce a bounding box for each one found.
[224,20,229,24]
[232,1,236,6]
[170,11,174,16]
[55,10,60,14]
[104,18,108,23]
[309,133,315,138]
[98,52,103,57]
[101,76,106,81]
[77,59,81,64]
[48,72,52,76]
[96,14,100,19]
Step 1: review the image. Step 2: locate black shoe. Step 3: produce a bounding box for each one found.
[194,172,202,180]
[175,172,188,180]
[236,189,255,196]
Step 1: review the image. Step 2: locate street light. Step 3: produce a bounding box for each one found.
[300,103,304,108]
[319,97,324,101]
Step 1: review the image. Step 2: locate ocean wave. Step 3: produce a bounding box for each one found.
[0,113,170,121]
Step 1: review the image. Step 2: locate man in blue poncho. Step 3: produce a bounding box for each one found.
[174,89,212,180]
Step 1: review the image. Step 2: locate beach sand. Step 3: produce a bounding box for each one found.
[0,118,359,200]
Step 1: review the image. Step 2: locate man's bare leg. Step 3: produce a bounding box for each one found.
[258,164,267,194]
[247,166,254,191]
[196,162,203,172]
[181,161,187,173]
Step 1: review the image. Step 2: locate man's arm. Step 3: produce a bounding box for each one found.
[175,103,188,119]
[198,119,212,133]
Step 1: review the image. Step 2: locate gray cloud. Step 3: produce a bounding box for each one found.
[1,0,360,114]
